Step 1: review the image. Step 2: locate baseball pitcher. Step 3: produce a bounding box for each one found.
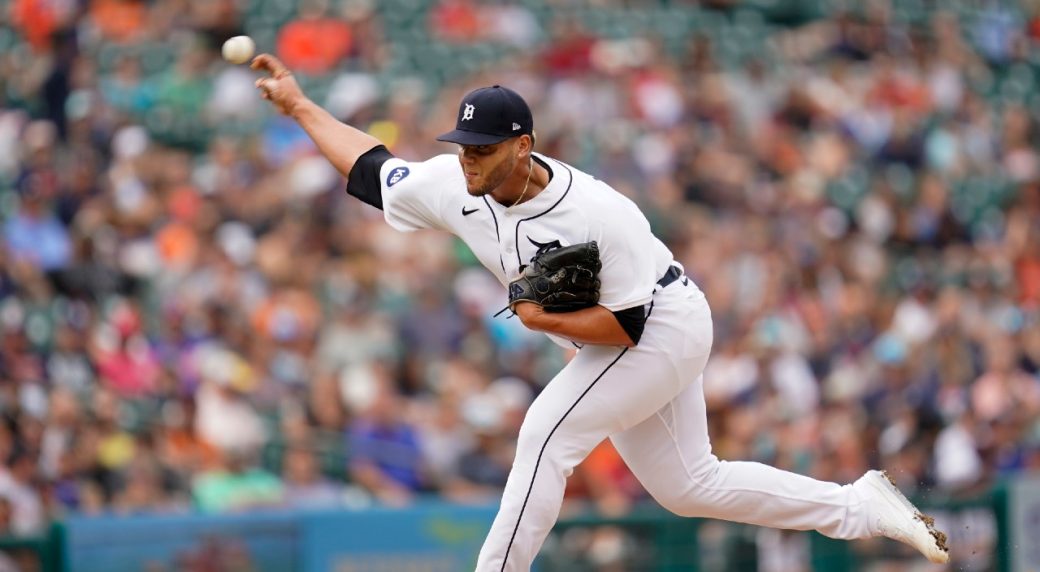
[251,53,949,570]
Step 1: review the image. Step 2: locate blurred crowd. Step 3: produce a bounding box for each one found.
[0,0,1038,557]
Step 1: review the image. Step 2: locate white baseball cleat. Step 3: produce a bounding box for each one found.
[855,470,950,564]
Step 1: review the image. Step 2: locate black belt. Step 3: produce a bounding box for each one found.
[656,265,683,289]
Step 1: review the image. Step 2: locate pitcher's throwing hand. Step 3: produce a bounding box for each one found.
[250,54,303,117]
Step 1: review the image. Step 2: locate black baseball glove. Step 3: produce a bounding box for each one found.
[508,241,602,313]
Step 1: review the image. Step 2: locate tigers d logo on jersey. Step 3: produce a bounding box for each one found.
[386,167,410,187]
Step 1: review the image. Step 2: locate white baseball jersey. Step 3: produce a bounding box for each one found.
[368,150,875,571]
[379,152,673,347]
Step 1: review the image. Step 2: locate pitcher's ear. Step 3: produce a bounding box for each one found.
[519,133,534,158]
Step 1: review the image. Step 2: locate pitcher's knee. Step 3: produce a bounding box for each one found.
[649,486,710,518]
[515,422,553,463]
[646,458,724,518]
[656,496,697,517]
[515,423,592,479]
[515,422,556,458]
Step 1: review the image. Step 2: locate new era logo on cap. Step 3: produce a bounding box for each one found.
[436,85,534,146]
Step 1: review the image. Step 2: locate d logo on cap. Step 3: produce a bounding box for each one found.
[436,85,534,146]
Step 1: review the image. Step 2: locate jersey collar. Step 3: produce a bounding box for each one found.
[498,153,568,217]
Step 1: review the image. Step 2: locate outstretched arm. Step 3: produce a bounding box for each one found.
[251,54,383,178]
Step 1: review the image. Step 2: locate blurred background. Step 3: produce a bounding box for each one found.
[0,0,1039,570]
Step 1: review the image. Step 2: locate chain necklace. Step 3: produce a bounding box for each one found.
[509,160,534,208]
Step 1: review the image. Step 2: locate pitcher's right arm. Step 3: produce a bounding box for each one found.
[251,53,383,179]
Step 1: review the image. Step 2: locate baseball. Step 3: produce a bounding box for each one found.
[221,35,255,65]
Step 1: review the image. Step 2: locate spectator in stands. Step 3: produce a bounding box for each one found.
[112,452,171,514]
[0,450,43,536]
[4,186,70,273]
[194,345,266,455]
[276,0,353,75]
[0,497,13,536]
[89,0,148,44]
[192,449,283,513]
[0,497,25,572]
[447,425,513,504]
[280,447,343,509]
[347,374,430,506]
[429,0,481,44]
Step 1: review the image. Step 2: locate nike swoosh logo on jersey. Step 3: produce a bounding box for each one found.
[462,207,479,216]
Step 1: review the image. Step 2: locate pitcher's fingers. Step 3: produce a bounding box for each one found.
[249,53,278,74]
[250,53,289,78]
[249,54,269,72]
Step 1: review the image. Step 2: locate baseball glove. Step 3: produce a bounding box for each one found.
[508,241,602,313]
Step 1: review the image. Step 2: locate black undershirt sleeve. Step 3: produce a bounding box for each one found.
[611,305,648,345]
[346,145,395,210]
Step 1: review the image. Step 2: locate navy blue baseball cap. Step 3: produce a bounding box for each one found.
[436,85,534,146]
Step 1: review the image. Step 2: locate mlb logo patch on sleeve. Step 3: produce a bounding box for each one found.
[387,166,410,187]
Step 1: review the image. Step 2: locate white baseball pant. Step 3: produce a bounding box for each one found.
[475,279,873,571]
